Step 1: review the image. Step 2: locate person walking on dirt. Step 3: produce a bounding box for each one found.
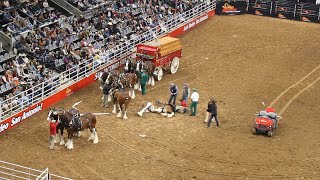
[204,98,212,124]
[189,88,199,116]
[182,83,190,103]
[207,98,219,127]
[168,83,178,106]
[49,117,60,150]
[140,70,149,95]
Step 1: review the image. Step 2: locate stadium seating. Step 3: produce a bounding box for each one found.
[0,0,200,116]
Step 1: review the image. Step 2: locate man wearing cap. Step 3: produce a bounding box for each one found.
[190,88,199,116]
[168,83,178,106]
[140,70,149,95]
[49,117,60,150]
[181,83,190,103]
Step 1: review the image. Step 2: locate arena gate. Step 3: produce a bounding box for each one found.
[0,2,216,134]
[0,160,72,180]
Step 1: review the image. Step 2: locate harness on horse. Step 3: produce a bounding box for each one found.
[68,109,82,131]
[161,103,176,113]
[110,88,119,101]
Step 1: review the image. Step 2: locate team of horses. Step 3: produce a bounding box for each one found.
[98,58,157,120]
[47,101,98,150]
[46,58,169,150]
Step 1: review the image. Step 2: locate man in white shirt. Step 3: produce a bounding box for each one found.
[190,88,199,116]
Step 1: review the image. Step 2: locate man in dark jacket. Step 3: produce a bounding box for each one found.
[168,83,178,106]
[207,98,220,127]
[102,82,112,107]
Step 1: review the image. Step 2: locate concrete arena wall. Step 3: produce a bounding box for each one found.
[0,10,215,134]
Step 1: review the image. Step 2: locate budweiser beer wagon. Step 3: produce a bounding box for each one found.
[135,36,182,81]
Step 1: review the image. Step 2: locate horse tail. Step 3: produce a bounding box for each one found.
[89,114,97,131]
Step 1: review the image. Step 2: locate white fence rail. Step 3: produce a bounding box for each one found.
[0,160,72,180]
[0,1,216,121]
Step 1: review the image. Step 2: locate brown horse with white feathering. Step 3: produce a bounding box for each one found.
[109,82,131,120]
[47,101,98,150]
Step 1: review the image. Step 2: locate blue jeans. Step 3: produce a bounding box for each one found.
[182,96,188,102]
[207,114,219,127]
[168,94,177,106]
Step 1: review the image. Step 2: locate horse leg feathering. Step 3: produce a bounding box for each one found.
[88,131,94,141]
[112,104,117,114]
[93,128,98,144]
[147,76,152,85]
[117,104,122,118]
[67,139,74,150]
[151,76,155,86]
[59,136,65,146]
[123,110,128,120]
[65,139,71,147]
[167,112,175,118]
[131,89,136,99]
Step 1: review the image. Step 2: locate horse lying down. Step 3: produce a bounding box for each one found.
[137,101,188,118]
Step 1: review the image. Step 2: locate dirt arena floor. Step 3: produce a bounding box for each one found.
[1,15,320,180]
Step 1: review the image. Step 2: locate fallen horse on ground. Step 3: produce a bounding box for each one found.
[137,100,188,118]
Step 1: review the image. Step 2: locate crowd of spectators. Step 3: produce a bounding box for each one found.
[0,0,203,117]
[1,0,63,36]
[68,0,107,12]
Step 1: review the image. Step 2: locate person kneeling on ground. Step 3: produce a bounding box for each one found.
[176,99,189,114]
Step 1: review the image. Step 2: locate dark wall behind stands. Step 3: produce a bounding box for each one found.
[216,0,320,23]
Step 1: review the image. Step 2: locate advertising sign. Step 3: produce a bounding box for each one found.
[216,1,247,15]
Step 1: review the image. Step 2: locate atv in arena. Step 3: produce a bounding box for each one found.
[252,107,279,137]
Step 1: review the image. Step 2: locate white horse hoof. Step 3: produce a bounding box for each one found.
[112,110,116,114]
[137,111,143,117]
[123,116,128,120]
[117,114,122,118]
[67,146,73,150]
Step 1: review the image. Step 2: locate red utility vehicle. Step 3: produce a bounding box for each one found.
[252,107,279,137]
[136,37,182,81]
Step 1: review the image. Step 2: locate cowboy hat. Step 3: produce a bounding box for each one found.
[192,88,197,91]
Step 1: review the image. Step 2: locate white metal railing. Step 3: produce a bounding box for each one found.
[36,168,48,180]
[0,160,72,180]
[0,1,216,121]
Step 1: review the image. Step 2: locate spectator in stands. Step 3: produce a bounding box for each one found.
[3,0,10,8]
[0,0,201,108]
[43,0,49,8]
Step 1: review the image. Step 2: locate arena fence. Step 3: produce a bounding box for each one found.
[0,2,216,132]
[0,160,72,180]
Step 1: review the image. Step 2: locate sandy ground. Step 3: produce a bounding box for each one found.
[1,15,320,180]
